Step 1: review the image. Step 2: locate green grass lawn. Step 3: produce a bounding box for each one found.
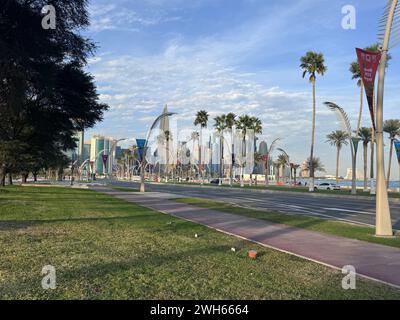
[1,186,399,299]
[175,198,400,249]
[110,186,138,192]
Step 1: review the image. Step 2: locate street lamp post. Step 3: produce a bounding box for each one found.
[375,0,398,236]
[140,111,176,192]
[108,138,127,179]
[324,102,358,195]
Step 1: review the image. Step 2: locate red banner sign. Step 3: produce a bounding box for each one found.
[356,48,381,130]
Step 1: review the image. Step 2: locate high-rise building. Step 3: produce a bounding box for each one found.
[258,141,268,155]
[89,135,124,175]
[65,130,85,164]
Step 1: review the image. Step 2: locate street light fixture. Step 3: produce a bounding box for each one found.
[324,102,358,195]
[140,111,177,192]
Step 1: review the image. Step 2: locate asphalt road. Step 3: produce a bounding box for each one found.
[109,181,400,229]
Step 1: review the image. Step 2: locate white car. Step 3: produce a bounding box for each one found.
[314,182,340,191]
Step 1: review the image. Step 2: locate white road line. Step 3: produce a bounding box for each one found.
[323,207,375,216]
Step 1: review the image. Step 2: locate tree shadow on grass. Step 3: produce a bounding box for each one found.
[0,214,166,232]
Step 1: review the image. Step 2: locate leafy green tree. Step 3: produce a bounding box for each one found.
[0,0,108,185]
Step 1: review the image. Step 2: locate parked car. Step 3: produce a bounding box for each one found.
[210,178,221,185]
[314,182,340,191]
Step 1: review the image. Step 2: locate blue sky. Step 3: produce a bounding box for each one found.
[85,0,400,177]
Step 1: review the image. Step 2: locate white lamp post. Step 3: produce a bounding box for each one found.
[375,0,398,236]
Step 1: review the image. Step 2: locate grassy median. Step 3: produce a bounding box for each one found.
[0,186,399,299]
[175,198,400,248]
[168,182,400,198]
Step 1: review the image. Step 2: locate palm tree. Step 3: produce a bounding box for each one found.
[304,157,325,177]
[249,117,262,185]
[384,119,400,188]
[273,160,281,184]
[350,61,363,136]
[235,115,263,186]
[236,115,254,186]
[254,152,263,185]
[194,110,209,180]
[164,130,172,181]
[300,51,327,192]
[225,113,236,185]
[214,115,227,182]
[191,131,200,178]
[277,154,288,183]
[291,164,300,185]
[358,127,372,192]
[326,130,349,184]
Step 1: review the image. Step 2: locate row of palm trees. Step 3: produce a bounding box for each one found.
[326,120,400,190]
[300,43,397,192]
[193,111,263,184]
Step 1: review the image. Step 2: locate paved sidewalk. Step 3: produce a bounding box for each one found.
[92,187,400,288]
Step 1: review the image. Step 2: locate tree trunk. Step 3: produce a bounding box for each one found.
[21,173,28,184]
[265,160,269,186]
[336,146,340,184]
[8,173,13,185]
[57,167,63,181]
[309,80,316,192]
[387,139,394,189]
[363,142,368,191]
[220,135,223,183]
[0,167,5,187]
[33,172,38,182]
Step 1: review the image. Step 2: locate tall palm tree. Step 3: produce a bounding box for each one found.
[194,110,209,180]
[225,113,236,185]
[300,51,327,192]
[164,130,171,180]
[254,152,263,185]
[291,164,300,185]
[304,157,325,177]
[350,61,363,136]
[235,115,263,186]
[273,160,281,184]
[384,119,400,188]
[214,115,227,182]
[191,131,199,178]
[326,130,349,184]
[236,115,253,186]
[277,153,288,183]
[358,127,372,192]
[249,117,262,185]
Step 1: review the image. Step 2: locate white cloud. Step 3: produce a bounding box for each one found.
[88,2,181,32]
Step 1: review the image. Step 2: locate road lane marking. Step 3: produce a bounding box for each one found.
[323,208,374,216]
